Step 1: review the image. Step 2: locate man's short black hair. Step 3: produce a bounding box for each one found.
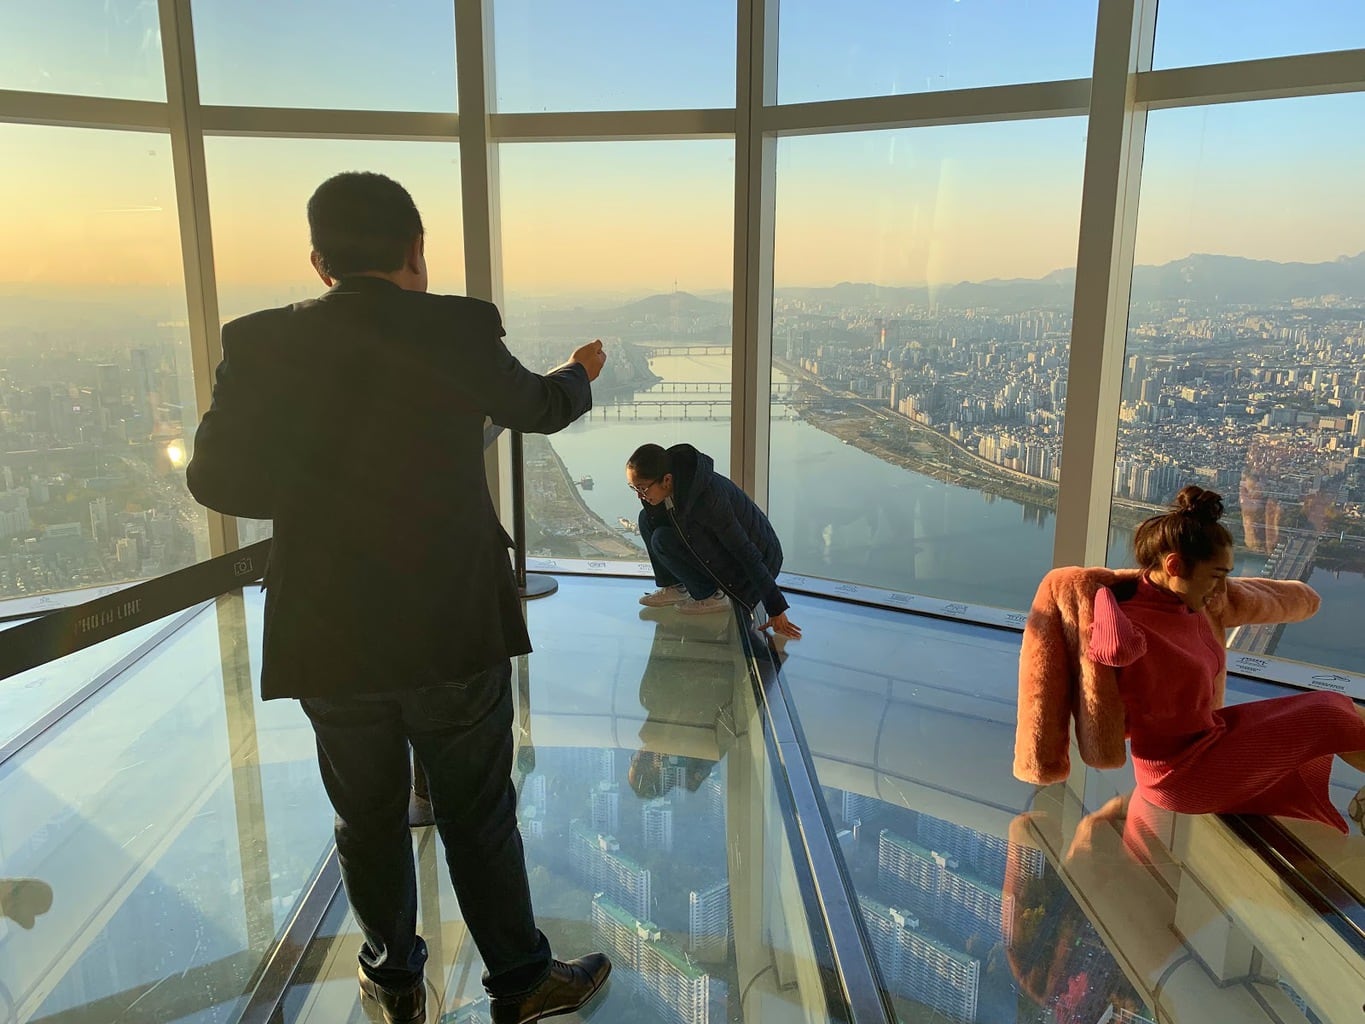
[307,172,424,279]
[627,443,670,481]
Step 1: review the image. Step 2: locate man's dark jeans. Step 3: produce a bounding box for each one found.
[300,661,551,997]
[638,510,717,599]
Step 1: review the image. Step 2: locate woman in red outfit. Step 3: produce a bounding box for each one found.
[1101,486,1365,834]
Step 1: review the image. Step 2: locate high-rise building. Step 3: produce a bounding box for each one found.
[879,829,1011,946]
[592,896,717,1024]
[591,781,621,835]
[915,814,1043,884]
[688,882,730,961]
[642,798,674,852]
[89,497,110,544]
[96,363,122,409]
[0,491,31,540]
[570,824,651,921]
[841,790,882,831]
[860,897,979,1023]
[131,348,157,432]
[526,773,548,816]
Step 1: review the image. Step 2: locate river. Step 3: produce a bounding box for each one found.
[540,354,1365,675]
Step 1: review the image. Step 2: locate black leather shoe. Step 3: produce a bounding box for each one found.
[489,953,612,1024]
[358,967,426,1024]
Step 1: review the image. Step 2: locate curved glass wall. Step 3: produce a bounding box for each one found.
[5,5,1365,1023]
[0,124,208,600]
[1153,0,1365,68]
[203,137,465,322]
[491,0,736,112]
[1107,93,1365,676]
[498,141,735,565]
[776,0,1098,104]
[190,0,459,111]
[768,120,1087,611]
[0,0,166,100]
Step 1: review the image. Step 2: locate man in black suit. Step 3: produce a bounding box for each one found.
[187,172,610,1024]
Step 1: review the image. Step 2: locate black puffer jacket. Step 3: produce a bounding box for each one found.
[642,444,787,616]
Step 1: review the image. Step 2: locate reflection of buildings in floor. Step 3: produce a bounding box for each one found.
[1008,784,1365,1024]
[860,896,980,1023]
[570,823,651,922]
[878,828,1012,948]
[591,896,724,1024]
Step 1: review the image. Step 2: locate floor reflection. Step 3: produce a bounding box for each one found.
[8,573,1362,1024]
[289,578,834,1024]
[780,589,1365,1024]
[0,591,333,1024]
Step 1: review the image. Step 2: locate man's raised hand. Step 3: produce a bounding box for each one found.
[571,339,607,382]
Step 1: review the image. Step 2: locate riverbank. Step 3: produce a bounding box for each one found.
[774,358,1172,533]
[780,375,1057,508]
[522,433,640,559]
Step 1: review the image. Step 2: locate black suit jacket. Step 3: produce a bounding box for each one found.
[187,276,591,699]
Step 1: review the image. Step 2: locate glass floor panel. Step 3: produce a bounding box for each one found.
[279,575,844,1023]
[0,589,334,1024]
[5,573,1364,1024]
[777,590,1365,1024]
[0,617,166,751]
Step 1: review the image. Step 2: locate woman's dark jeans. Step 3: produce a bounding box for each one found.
[639,510,717,599]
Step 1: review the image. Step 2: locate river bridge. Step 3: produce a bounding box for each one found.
[588,399,799,422]
[1231,532,1320,655]
[640,344,733,357]
[588,381,801,421]
[648,381,801,395]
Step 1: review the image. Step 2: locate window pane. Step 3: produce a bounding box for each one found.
[191,0,457,111]
[769,121,1087,611]
[777,0,1097,105]
[0,0,165,100]
[0,124,208,603]
[1155,0,1365,68]
[498,142,734,563]
[492,1,735,112]
[204,138,463,322]
[1108,94,1365,676]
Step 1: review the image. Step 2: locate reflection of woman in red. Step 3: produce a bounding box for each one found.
[1238,439,1336,556]
[1238,468,1280,555]
[1003,803,1147,1023]
[1094,487,1365,832]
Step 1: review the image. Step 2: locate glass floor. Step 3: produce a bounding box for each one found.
[2,575,1364,1023]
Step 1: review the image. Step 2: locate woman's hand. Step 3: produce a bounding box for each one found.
[759,611,802,639]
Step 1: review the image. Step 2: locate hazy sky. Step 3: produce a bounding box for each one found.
[3,1,1364,299]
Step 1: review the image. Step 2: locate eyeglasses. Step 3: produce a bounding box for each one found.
[629,480,657,497]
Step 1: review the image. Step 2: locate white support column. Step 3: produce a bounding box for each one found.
[158,0,238,558]
[455,0,499,306]
[731,0,780,504]
[1052,0,1157,568]
[454,0,512,521]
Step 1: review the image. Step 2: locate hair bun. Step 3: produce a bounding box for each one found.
[1173,485,1224,524]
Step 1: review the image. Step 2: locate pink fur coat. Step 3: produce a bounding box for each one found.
[1013,566,1321,785]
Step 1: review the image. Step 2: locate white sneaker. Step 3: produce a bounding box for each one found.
[640,584,689,607]
[677,592,730,615]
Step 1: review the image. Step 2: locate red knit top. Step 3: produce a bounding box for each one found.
[1092,573,1365,831]
[1114,576,1226,760]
